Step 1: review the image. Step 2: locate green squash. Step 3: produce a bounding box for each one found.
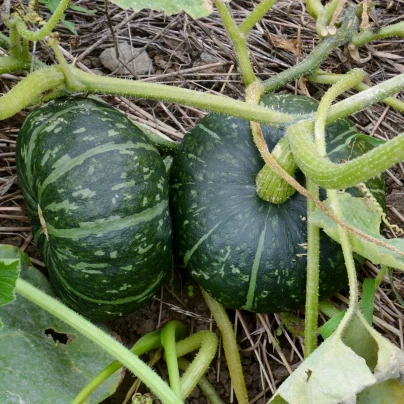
[170,94,384,313]
[16,98,172,321]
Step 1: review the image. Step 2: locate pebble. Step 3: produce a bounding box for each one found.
[99,42,152,75]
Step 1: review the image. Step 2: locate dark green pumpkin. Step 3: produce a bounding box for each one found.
[16,98,172,321]
[170,94,384,313]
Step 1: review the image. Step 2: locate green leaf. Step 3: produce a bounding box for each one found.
[269,331,377,403]
[0,260,122,403]
[269,312,404,403]
[38,0,79,34]
[0,245,29,314]
[108,0,216,18]
[360,278,376,325]
[69,4,97,14]
[310,193,404,271]
[319,310,346,339]
[357,379,404,403]
[353,134,386,149]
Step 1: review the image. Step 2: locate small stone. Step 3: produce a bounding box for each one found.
[99,43,152,75]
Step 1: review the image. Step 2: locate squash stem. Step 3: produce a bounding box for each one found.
[288,120,404,190]
[305,0,324,19]
[261,7,357,93]
[201,289,249,404]
[214,0,256,85]
[0,66,66,120]
[304,179,321,357]
[309,70,404,113]
[315,0,346,38]
[239,0,278,35]
[71,67,297,125]
[161,321,185,398]
[178,359,225,404]
[0,56,32,74]
[327,71,404,124]
[175,331,218,400]
[15,278,183,404]
[73,321,217,403]
[13,0,70,42]
[0,32,10,49]
[351,21,404,47]
[311,67,366,336]
[314,68,366,155]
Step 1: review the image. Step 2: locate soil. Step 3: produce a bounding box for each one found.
[1,1,404,403]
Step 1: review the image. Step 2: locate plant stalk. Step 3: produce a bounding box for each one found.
[239,0,278,35]
[351,21,404,47]
[0,57,31,74]
[304,179,321,357]
[288,120,404,189]
[327,72,404,123]
[13,0,70,41]
[305,0,324,19]
[309,70,404,113]
[175,331,218,400]
[15,278,183,404]
[202,289,249,404]
[262,6,357,93]
[214,0,256,85]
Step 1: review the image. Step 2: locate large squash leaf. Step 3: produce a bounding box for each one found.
[269,312,404,403]
[310,193,404,270]
[108,0,219,18]
[0,246,123,403]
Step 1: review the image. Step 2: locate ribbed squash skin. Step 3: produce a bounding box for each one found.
[16,98,172,321]
[170,94,384,313]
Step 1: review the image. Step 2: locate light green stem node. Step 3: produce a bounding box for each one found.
[239,0,278,35]
[256,137,297,203]
[288,120,404,189]
[47,38,87,92]
[15,278,182,404]
[13,0,70,41]
[315,0,343,37]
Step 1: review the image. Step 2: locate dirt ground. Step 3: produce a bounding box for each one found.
[1,1,404,403]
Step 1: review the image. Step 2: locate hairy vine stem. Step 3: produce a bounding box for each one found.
[214,0,256,85]
[239,0,278,35]
[12,0,70,41]
[262,6,358,93]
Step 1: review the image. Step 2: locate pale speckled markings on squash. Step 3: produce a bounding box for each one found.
[45,199,168,240]
[183,221,222,266]
[243,217,268,311]
[38,141,157,199]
